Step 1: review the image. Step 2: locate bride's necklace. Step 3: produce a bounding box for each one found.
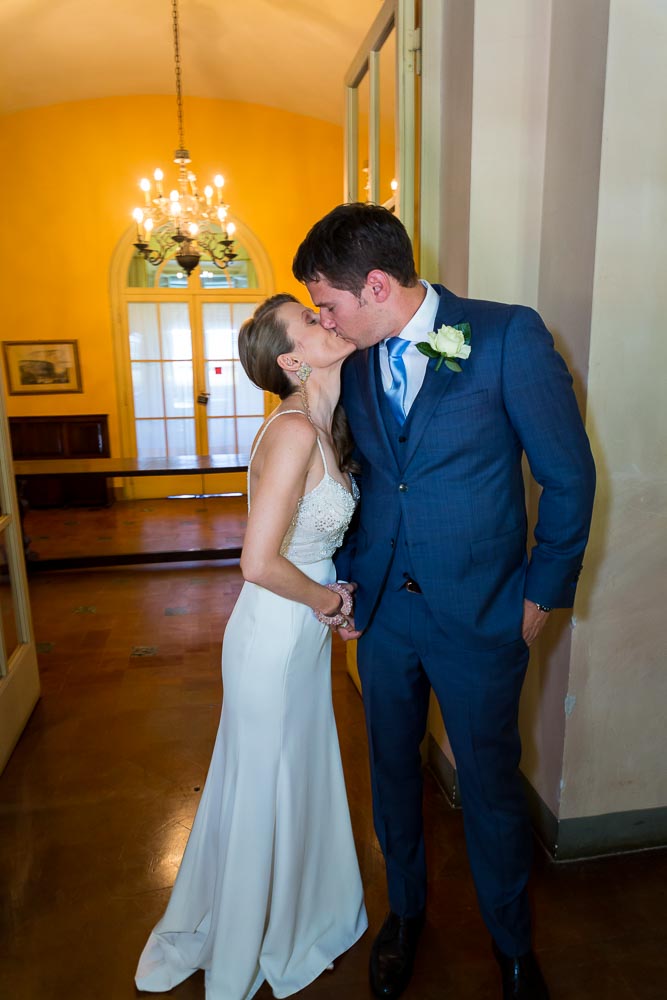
[288,391,335,445]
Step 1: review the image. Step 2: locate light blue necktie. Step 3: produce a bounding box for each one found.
[385,337,410,425]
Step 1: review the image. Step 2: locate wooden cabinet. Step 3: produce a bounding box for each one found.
[10,415,112,507]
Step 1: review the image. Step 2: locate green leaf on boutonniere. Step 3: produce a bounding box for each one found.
[416,343,439,359]
[416,322,472,374]
[455,321,472,345]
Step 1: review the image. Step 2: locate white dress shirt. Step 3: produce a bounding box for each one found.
[379,280,440,417]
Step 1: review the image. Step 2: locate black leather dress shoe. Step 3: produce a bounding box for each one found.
[493,941,550,999]
[369,910,425,999]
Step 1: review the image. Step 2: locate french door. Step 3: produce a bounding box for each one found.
[0,367,39,773]
[127,297,264,459]
[114,229,273,499]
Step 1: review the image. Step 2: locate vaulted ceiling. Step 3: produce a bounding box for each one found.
[0,0,383,123]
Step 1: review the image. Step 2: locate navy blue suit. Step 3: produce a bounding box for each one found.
[336,284,595,954]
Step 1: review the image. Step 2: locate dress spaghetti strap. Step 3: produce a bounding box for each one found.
[247,409,312,509]
[315,437,329,476]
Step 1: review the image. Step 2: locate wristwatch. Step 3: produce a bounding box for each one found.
[535,603,553,613]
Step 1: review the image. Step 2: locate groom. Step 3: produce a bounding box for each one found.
[293,203,595,999]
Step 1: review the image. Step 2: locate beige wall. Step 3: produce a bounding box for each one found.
[426,0,664,831]
[561,0,667,818]
[468,0,551,306]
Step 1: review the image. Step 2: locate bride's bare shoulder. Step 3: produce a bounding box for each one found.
[253,409,316,461]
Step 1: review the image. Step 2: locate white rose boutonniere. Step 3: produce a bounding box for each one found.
[416,322,472,372]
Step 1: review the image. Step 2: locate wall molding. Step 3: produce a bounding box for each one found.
[524,776,667,861]
[428,736,667,860]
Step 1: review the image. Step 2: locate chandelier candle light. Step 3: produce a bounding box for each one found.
[132,0,237,276]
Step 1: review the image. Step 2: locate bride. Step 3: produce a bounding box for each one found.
[135,293,367,999]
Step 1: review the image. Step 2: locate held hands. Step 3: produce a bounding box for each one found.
[313,582,354,629]
[335,582,364,641]
[522,599,551,646]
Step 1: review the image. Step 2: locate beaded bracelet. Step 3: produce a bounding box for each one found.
[313,582,353,629]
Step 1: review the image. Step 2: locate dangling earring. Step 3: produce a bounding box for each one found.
[295,362,312,419]
[296,362,312,384]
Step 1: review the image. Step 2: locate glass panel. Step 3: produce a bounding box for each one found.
[136,420,166,457]
[166,419,196,456]
[0,543,21,667]
[358,68,370,202]
[158,258,189,288]
[242,256,258,289]
[199,266,221,289]
[379,29,397,207]
[205,362,235,417]
[160,303,192,359]
[127,252,156,288]
[237,417,264,455]
[235,362,264,415]
[131,362,164,418]
[231,302,259,359]
[228,257,256,289]
[163,362,194,418]
[198,242,258,289]
[203,304,233,359]
[128,303,160,360]
[207,417,236,453]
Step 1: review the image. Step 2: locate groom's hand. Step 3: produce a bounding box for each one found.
[336,618,363,641]
[522,599,551,646]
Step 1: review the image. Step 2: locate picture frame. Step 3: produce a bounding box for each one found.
[2,340,83,395]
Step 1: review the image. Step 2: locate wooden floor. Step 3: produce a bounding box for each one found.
[1,499,665,999]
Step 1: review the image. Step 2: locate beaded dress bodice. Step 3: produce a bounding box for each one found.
[248,410,359,566]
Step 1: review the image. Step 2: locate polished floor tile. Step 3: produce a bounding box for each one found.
[1,500,666,998]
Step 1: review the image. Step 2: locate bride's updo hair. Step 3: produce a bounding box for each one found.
[238,293,298,400]
[238,292,359,474]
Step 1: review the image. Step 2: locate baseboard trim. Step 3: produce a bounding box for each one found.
[521,773,560,856]
[428,736,667,860]
[427,734,460,808]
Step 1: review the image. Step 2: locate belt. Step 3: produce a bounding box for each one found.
[403,577,422,594]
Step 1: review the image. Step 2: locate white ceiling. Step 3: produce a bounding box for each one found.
[0,0,384,123]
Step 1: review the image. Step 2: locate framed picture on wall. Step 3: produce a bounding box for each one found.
[2,340,83,395]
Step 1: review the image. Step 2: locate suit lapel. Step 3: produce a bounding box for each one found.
[350,345,401,475]
[401,285,468,470]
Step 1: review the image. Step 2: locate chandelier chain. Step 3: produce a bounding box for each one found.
[172,0,186,152]
[131,0,237,275]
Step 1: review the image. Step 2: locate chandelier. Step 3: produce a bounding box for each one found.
[132,0,236,276]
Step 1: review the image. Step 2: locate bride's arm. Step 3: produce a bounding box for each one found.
[240,414,344,618]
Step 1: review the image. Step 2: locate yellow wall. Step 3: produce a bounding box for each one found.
[0,95,344,454]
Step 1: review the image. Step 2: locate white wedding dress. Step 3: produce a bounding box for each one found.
[135,410,367,999]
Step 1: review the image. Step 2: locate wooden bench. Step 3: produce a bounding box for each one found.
[14,454,249,571]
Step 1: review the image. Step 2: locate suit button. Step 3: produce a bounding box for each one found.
[398,435,407,443]
[398,483,408,493]
[390,539,395,548]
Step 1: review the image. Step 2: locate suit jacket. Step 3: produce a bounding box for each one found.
[336,284,596,649]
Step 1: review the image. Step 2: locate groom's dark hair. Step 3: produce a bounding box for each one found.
[292,202,418,296]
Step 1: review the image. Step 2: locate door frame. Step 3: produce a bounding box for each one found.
[0,369,39,773]
[344,0,419,242]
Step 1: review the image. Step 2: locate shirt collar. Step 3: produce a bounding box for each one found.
[383,280,440,346]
